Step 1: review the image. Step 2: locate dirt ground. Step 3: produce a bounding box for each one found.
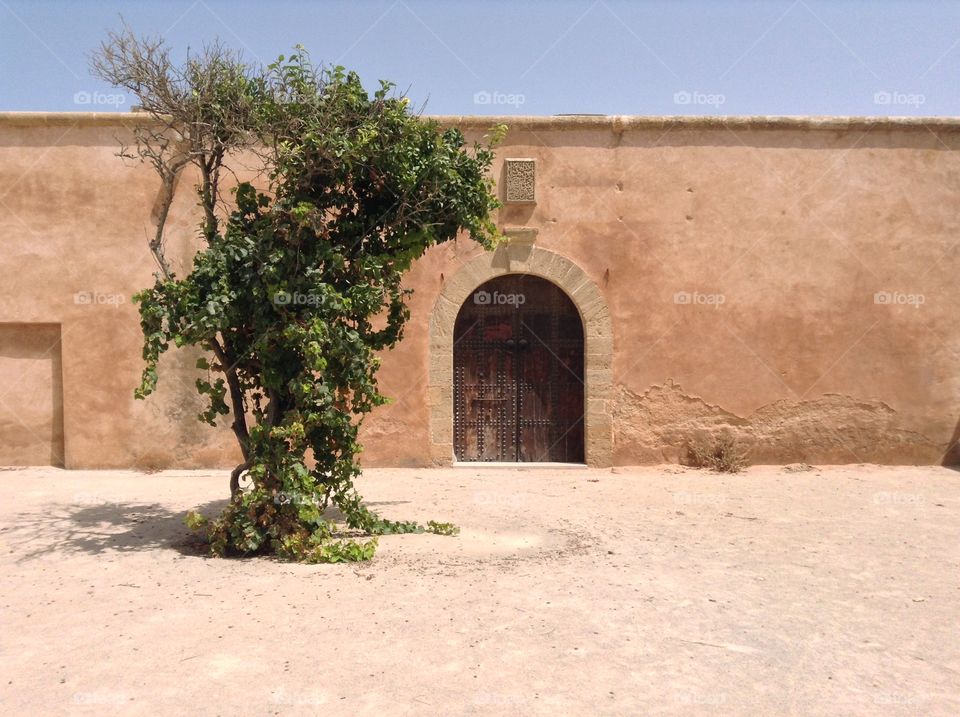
[0,464,958,716]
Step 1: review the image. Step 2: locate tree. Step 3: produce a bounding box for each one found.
[93,31,503,562]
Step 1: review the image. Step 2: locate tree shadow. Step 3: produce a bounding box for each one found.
[4,498,412,563]
[5,499,228,563]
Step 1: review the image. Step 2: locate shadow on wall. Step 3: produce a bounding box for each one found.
[943,416,960,468]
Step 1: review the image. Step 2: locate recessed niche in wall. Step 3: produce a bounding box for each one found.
[0,323,64,466]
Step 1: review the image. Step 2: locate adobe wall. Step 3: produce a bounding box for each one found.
[1,113,958,468]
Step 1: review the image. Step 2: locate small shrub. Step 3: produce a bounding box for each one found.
[276,532,378,564]
[426,521,460,536]
[184,510,209,532]
[183,503,456,563]
[684,434,747,473]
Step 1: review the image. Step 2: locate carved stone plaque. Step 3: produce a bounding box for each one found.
[504,159,536,203]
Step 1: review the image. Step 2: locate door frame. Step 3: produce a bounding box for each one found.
[428,245,613,467]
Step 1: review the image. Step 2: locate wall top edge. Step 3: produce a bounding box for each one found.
[1,111,959,132]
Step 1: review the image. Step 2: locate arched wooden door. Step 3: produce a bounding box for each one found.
[453,275,584,463]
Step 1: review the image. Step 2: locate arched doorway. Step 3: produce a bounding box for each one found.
[453,274,584,463]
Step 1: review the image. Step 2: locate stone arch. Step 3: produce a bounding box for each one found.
[428,244,613,466]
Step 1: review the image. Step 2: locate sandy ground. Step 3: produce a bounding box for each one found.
[0,464,958,716]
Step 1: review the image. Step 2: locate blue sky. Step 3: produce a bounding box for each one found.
[1,0,957,115]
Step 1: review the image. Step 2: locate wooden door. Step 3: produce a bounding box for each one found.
[453,275,584,463]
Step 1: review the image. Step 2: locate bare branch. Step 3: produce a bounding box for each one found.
[91,23,259,272]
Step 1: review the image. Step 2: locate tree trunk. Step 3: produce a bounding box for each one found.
[229,460,250,499]
[208,337,251,498]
